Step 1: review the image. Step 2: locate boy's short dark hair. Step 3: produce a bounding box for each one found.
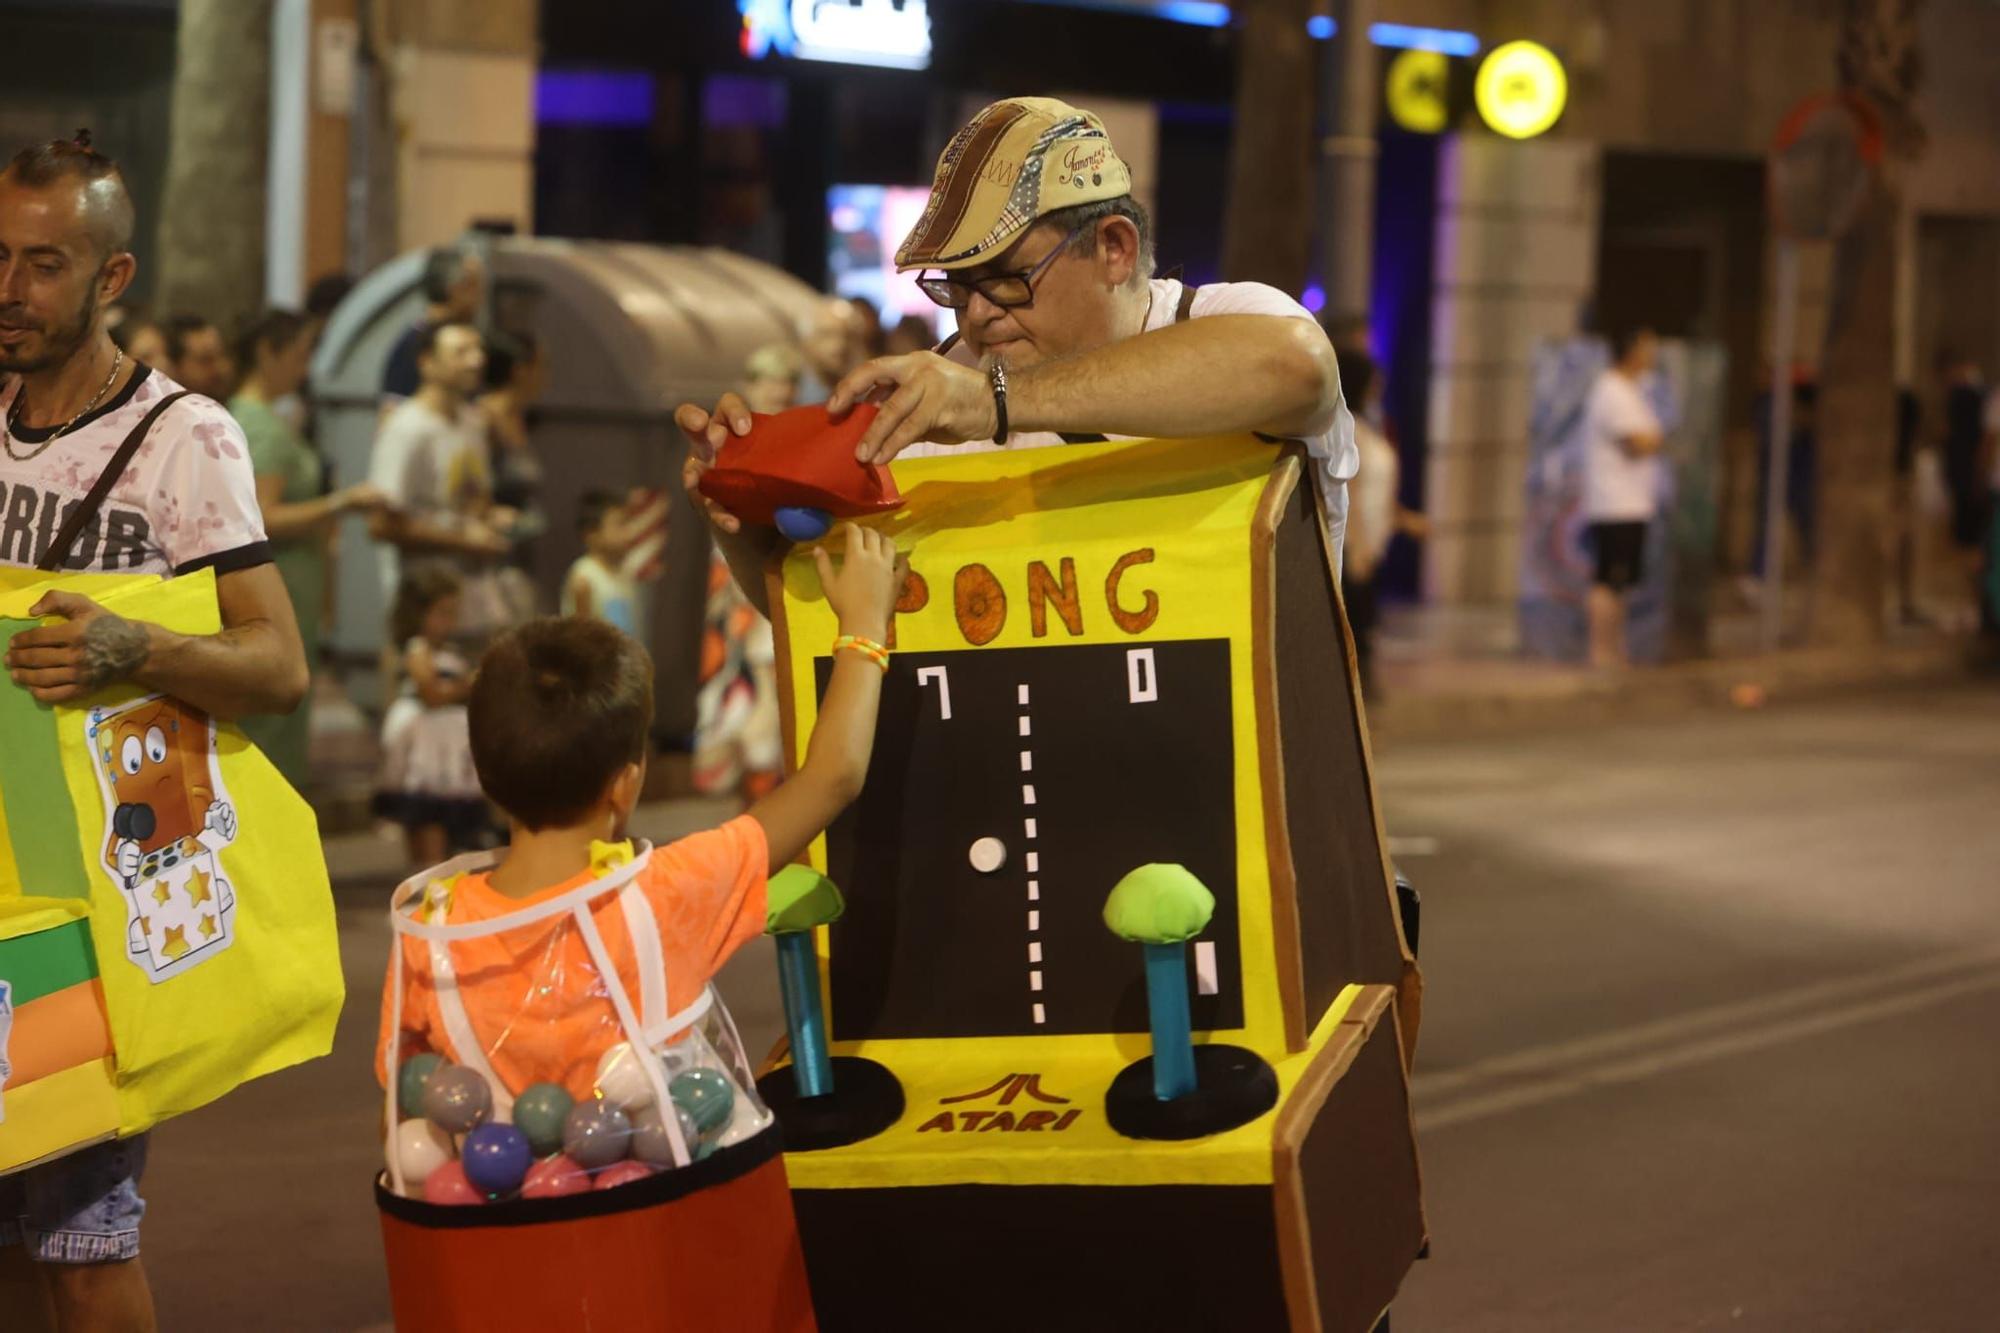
[576,488,620,537]
[470,618,654,830]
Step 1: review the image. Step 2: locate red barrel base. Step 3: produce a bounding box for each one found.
[380,1143,816,1332]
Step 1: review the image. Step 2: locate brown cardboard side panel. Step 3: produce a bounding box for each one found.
[1254,453,1309,1054]
[1296,1002,1428,1333]
[1277,474,1408,1026]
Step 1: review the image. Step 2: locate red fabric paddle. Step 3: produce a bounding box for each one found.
[696,403,903,527]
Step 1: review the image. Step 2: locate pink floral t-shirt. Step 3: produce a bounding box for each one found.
[0,366,269,575]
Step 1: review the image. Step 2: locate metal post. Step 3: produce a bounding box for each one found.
[1762,238,1799,653]
[1317,0,1379,324]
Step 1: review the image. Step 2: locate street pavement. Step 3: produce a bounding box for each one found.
[132,685,2000,1331]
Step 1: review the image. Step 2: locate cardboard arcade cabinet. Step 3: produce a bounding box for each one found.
[760,436,1426,1332]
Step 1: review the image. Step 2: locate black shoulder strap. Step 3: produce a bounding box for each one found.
[36,390,193,572]
[1175,281,1200,323]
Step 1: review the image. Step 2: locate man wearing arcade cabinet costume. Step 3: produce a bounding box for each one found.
[680,96,1357,603]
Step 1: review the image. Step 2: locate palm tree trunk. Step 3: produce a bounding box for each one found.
[155,0,273,332]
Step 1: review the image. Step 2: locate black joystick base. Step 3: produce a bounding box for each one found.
[1104,1044,1279,1141]
[757,1056,905,1153]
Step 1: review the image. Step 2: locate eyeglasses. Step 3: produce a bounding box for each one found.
[916,225,1086,311]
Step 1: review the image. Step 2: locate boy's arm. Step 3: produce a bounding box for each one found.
[746,648,881,870]
[744,524,899,870]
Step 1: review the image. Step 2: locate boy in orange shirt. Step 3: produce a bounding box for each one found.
[376,524,900,1173]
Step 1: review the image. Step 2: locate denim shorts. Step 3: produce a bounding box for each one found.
[0,1134,148,1264]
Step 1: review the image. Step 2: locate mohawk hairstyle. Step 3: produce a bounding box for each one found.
[2,128,136,255]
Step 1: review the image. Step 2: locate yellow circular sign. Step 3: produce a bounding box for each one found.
[1475,40,1567,140]
[1385,48,1450,135]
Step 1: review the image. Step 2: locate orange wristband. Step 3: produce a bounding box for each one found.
[833,634,890,670]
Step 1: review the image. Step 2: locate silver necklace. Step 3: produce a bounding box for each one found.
[3,348,126,462]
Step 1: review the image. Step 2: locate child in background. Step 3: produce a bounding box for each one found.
[377,524,902,1189]
[560,490,646,638]
[374,566,489,865]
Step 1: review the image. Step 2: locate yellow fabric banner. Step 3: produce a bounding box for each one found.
[0,566,342,1140]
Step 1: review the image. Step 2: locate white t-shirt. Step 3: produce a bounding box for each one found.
[1984,387,2000,491]
[1583,369,1664,522]
[907,278,1358,555]
[368,397,493,598]
[0,366,267,575]
[1349,417,1399,574]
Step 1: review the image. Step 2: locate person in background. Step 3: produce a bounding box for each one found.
[847,294,885,361]
[1982,378,2000,634]
[1338,351,1424,696]
[561,489,646,638]
[884,312,937,357]
[367,320,513,645]
[162,311,232,400]
[380,245,485,406]
[229,308,385,787]
[1938,351,1989,598]
[304,271,354,327]
[374,565,487,865]
[1582,327,1665,670]
[1748,377,1819,592]
[108,308,165,367]
[742,342,802,415]
[477,328,546,540]
[795,297,865,405]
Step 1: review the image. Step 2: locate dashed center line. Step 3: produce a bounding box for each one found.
[1019,682,1043,1025]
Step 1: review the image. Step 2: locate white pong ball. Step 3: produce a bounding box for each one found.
[969,837,1007,874]
[389,1117,455,1191]
[595,1041,658,1111]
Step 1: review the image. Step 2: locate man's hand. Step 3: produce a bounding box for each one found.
[828,352,999,465]
[675,392,754,537]
[5,591,154,704]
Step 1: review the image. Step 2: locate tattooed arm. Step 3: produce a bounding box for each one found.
[5,564,309,720]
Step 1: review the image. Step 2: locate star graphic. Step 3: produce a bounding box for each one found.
[160,924,189,960]
[184,864,213,908]
[151,879,173,907]
[197,914,220,940]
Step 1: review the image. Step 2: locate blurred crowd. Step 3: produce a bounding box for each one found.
[101,246,948,866]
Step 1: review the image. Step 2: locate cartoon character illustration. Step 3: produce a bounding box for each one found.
[88,695,238,982]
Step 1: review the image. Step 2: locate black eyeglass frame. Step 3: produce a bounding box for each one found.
[915,224,1089,311]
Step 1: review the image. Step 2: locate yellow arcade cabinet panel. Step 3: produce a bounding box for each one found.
[762,436,1425,1333]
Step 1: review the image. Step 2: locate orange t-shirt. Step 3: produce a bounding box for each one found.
[376,817,769,1101]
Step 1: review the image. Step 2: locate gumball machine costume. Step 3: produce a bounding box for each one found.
[374,843,816,1332]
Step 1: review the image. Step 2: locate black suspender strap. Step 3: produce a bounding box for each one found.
[35,390,192,571]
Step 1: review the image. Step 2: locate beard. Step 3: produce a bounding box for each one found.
[0,281,99,376]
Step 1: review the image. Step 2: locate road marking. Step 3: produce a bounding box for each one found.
[1416,945,2000,1099]
[1418,949,2000,1132]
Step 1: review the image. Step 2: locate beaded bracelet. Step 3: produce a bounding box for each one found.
[833,634,890,671]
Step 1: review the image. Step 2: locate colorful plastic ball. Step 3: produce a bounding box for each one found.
[512,1082,575,1158]
[669,1069,735,1136]
[422,1159,484,1206]
[774,506,833,543]
[562,1097,633,1169]
[461,1123,533,1196]
[422,1064,492,1134]
[521,1154,592,1199]
[631,1103,701,1167]
[397,1052,446,1118]
[388,1118,455,1191]
[594,1041,657,1112]
[593,1160,658,1192]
